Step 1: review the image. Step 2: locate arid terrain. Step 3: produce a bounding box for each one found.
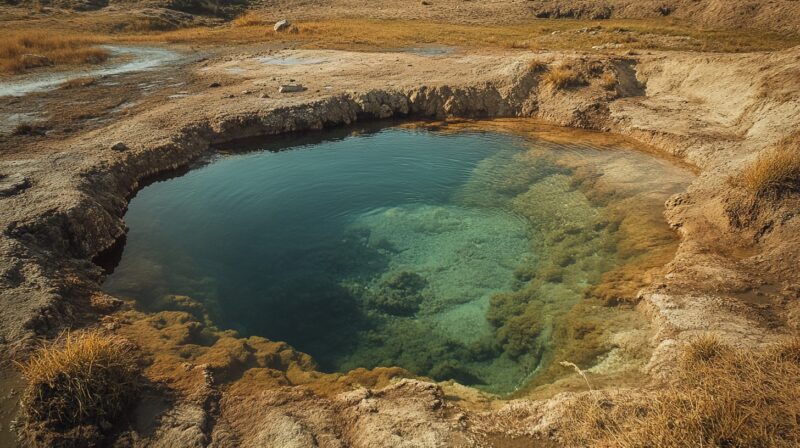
[1,0,800,447]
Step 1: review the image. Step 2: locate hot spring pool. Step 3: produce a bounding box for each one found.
[103,123,693,394]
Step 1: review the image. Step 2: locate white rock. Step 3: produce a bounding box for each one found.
[278,84,305,93]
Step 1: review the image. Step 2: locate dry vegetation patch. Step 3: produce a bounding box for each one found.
[0,30,109,75]
[542,65,582,90]
[728,133,800,227]
[90,17,798,53]
[740,133,800,199]
[17,330,139,435]
[232,10,270,27]
[559,335,800,447]
[599,71,617,90]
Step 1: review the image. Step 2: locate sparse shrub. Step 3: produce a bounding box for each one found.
[12,123,34,136]
[600,71,617,90]
[740,133,800,199]
[12,123,46,136]
[559,337,800,447]
[527,59,547,73]
[17,330,139,435]
[727,133,800,227]
[232,10,269,27]
[682,333,730,364]
[121,17,178,33]
[542,66,581,90]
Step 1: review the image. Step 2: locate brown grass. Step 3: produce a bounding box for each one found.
[527,59,548,73]
[97,18,799,54]
[542,66,581,90]
[0,31,108,74]
[232,10,271,28]
[560,335,800,447]
[17,330,139,429]
[599,71,617,90]
[740,133,800,199]
[727,133,800,227]
[2,14,799,55]
[120,17,179,33]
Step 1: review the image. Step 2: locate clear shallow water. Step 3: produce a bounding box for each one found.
[104,125,692,393]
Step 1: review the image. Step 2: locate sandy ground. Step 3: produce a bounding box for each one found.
[1,5,800,445]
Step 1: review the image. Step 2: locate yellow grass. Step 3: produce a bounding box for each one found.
[741,132,800,199]
[599,71,617,90]
[17,330,139,428]
[232,10,271,28]
[527,59,548,73]
[542,66,581,90]
[2,15,799,56]
[0,30,108,74]
[560,335,800,447]
[108,18,800,53]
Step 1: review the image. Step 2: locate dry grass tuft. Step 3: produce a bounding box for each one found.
[0,31,108,74]
[682,333,730,364]
[560,337,800,447]
[599,71,617,90]
[527,59,547,73]
[542,66,581,91]
[17,330,139,430]
[740,133,800,199]
[232,10,270,27]
[727,133,800,227]
[120,17,179,33]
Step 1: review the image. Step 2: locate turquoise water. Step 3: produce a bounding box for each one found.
[103,125,692,393]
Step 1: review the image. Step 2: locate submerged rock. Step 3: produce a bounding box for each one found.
[365,271,427,315]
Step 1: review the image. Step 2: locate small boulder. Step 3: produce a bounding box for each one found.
[208,82,221,88]
[278,84,306,93]
[111,142,128,152]
[274,19,290,32]
[90,293,123,314]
